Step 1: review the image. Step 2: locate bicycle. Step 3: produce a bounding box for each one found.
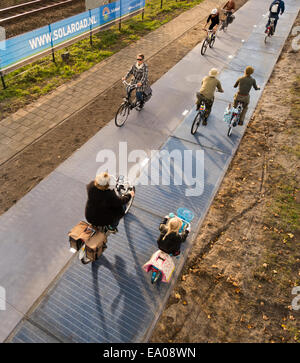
[115,80,139,127]
[218,11,234,33]
[201,29,216,55]
[69,175,135,264]
[264,17,275,43]
[226,102,244,137]
[191,101,206,135]
[143,208,194,284]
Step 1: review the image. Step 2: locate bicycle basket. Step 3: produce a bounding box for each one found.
[223,107,233,123]
[177,208,194,223]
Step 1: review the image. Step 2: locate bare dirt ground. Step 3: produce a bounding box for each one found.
[0,0,298,342]
[150,15,300,343]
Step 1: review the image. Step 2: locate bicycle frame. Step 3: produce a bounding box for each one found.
[230,102,243,126]
[266,18,275,36]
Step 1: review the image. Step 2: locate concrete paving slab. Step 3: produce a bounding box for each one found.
[0,302,24,342]
[7,321,60,343]
[0,172,87,315]
[133,136,230,226]
[242,31,289,54]
[227,47,279,77]
[56,121,169,186]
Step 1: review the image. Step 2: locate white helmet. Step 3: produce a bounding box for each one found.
[211,8,218,15]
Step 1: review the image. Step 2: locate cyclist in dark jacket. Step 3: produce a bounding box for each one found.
[265,0,285,34]
[204,8,220,33]
[157,216,189,256]
[85,172,134,231]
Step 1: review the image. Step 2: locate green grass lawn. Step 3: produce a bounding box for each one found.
[0,0,203,119]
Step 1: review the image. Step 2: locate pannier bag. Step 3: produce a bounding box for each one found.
[228,14,235,24]
[223,105,233,123]
[68,221,96,251]
[85,231,107,261]
[143,87,152,102]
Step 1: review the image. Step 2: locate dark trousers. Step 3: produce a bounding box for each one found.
[196,93,214,119]
[266,17,278,32]
[109,204,127,228]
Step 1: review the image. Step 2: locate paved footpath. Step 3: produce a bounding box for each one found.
[0,0,224,165]
[0,0,299,343]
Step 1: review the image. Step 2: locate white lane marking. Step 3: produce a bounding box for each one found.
[228,55,233,59]
[182,109,189,116]
[141,158,149,167]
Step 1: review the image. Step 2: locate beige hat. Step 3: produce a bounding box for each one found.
[209,68,218,77]
[95,172,110,190]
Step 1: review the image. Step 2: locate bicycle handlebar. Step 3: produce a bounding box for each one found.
[122,80,138,88]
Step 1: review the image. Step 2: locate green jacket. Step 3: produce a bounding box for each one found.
[234,75,259,95]
[199,76,223,101]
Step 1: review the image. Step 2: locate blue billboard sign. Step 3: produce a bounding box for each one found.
[0,0,145,71]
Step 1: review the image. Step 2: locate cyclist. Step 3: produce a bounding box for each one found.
[233,66,260,125]
[157,215,189,256]
[203,8,220,34]
[85,172,134,232]
[195,68,224,125]
[265,0,285,34]
[222,0,236,25]
[122,53,152,111]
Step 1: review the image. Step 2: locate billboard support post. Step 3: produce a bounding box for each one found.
[48,24,56,63]
[89,9,93,46]
[119,0,122,31]
[0,72,6,89]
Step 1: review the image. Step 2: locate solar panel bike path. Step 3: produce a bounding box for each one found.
[1,0,298,342]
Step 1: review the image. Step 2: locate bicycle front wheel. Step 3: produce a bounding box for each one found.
[201,39,208,55]
[124,186,135,214]
[209,35,216,48]
[191,112,201,135]
[115,103,130,127]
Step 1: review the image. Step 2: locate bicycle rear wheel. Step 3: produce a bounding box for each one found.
[191,112,201,135]
[115,103,130,127]
[227,125,233,137]
[201,39,208,55]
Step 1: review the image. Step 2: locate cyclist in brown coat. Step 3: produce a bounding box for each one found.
[196,68,224,125]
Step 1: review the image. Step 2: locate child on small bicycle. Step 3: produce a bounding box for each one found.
[157,216,189,256]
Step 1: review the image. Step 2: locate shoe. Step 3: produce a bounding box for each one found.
[202,119,207,126]
[107,225,118,233]
[135,106,141,111]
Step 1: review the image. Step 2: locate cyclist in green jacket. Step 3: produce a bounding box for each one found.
[233,66,260,125]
